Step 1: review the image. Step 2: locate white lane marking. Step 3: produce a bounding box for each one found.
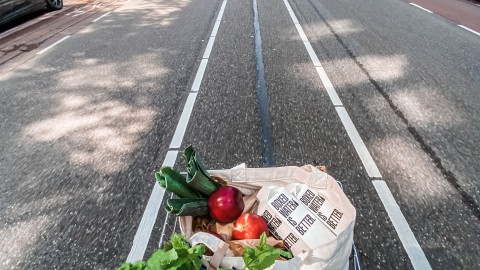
[203,37,216,59]
[283,0,432,268]
[458,25,480,36]
[36,35,70,55]
[169,93,198,149]
[289,11,300,24]
[92,11,111,22]
[295,24,308,42]
[191,59,209,92]
[126,150,178,263]
[303,41,322,67]
[127,0,227,262]
[211,20,221,37]
[373,180,432,270]
[217,8,225,21]
[315,67,343,106]
[409,3,433,13]
[336,107,382,178]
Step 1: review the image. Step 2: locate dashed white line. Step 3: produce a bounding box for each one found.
[127,0,228,262]
[36,35,70,55]
[295,24,308,42]
[191,59,209,92]
[92,11,111,22]
[303,41,321,67]
[315,67,343,106]
[336,107,382,178]
[203,37,216,59]
[211,20,221,37]
[372,180,432,270]
[283,0,432,268]
[458,25,480,36]
[217,8,225,21]
[126,150,178,263]
[169,93,198,149]
[409,3,433,13]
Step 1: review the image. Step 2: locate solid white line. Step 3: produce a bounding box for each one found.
[191,59,209,92]
[211,20,221,37]
[220,0,227,10]
[315,67,343,106]
[372,180,432,270]
[36,35,70,55]
[295,24,308,42]
[126,150,178,263]
[203,37,216,59]
[458,25,480,36]
[303,41,322,67]
[336,107,382,178]
[169,93,198,149]
[92,11,111,22]
[409,3,433,13]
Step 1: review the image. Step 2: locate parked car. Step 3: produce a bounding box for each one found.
[0,0,63,25]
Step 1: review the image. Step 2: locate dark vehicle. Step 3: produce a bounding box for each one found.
[0,0,63,25]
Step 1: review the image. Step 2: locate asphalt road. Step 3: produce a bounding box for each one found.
[0,0,479,269]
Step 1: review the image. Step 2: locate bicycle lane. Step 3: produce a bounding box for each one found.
[286,0,480,268]
[255,0,420,269]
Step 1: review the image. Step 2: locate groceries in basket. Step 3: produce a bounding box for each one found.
[118,146,356,270]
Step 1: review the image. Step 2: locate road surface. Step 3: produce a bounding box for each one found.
[0,0,479,269]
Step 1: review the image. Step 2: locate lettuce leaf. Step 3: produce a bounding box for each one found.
[242,233,293,270]
[117,234,205,270]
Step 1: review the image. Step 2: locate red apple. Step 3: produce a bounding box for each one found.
[208,186,244,223]
[232,213,269,240]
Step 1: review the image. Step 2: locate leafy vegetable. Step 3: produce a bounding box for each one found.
[242,232,293,270]
[117,234,205,270]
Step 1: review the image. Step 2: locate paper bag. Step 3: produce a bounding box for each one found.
[178,164,356,270]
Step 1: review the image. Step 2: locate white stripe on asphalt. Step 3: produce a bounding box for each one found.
[211,20,221,37]
[169,93,198,149]
[203,37,216,59]
[372,180,432,270]
[295,24,308,42]
[36,35,70,55]
[458,25,480,36]
[127,0,228,262]
[92,11,111,22]
[283,0,432,268]
[217,8,225,21]
[409,3,433,13]
[336,107,382,178]
[303,41,322,67]
[191,59,209,92]
[126,150,178,263]
[315,67,343,106]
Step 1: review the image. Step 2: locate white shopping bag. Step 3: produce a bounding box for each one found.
[179,164,356,270]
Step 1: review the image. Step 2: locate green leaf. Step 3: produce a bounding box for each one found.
[242,232,293,270]
[119,233,206,270]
